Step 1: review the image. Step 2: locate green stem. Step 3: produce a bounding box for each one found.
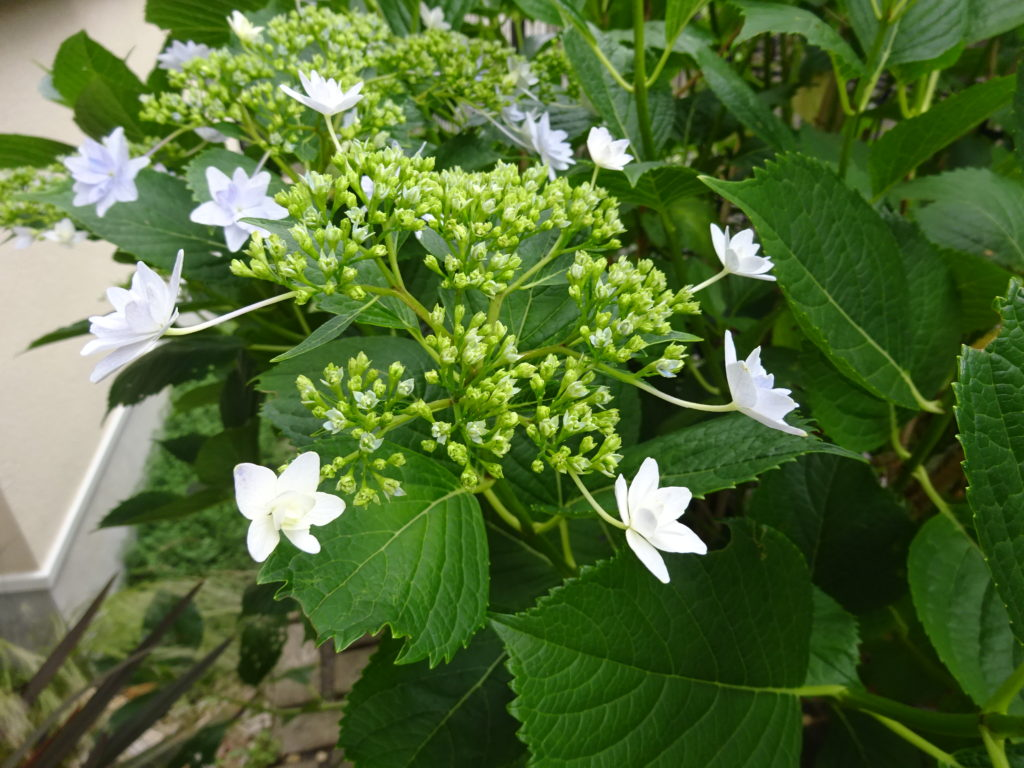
[490,231,569,324]
[568,471,627,529]
[982,727,1011,768]
[632,0,655,159]
[534,514,563,535]
[691,268,729,293]
[324,116,343,155]
[986,660,1024,715]
[590,164,600,187]
[559,519,578,571]
[864,712,965,767]
[912,465,966,535]
[483,488,522,532]
[291,301,311,336]
[579,32,634,93]
[247,344,291,352]
[597,363,737,413]
[164,291,298,336]
[688,359,721,396]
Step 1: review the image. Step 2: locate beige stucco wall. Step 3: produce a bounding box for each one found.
[0,0,164,578]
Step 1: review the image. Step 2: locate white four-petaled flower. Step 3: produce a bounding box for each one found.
[615,457,707,583]
[523,112,575,180]
[81,249,184,383]
[234,452,346,562]
[587,126,633,171]
[280,72,364,117]
[189,166,287,252]
[227,11,264,42]
[710,224,775,281]
[724,330,806,436]
[42,218,88,247]
[156,40,211,71]
[64,127,150,217]
[419,3,451,30]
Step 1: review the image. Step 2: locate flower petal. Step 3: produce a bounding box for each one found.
[647,521,707,555]
[278,452,321,495]
[307,492,346,526]
[283,527,321,554]
[614,473,630,526]
[627,457,660,514]
[247,515,280,562]
[625,529,670,584]
[234,463,278,519]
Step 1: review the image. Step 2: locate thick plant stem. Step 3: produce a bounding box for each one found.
[632,0,655,159]
[559,519,578,571]
[864,712,965,767]
[483,488,522,532]
[691,269,729,293]
[982,726,1011,768]
[597,363,737,413]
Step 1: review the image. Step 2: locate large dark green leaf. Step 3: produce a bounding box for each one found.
[732,0,863,79]
[0,134,74,169]
[493,520,811,767]
[806,588,860,689]
[901,169,1024,272]
[966,0,1024,42]
[800,350,890,453]
[703,153,939,412]
[597,162,704,212]
[340,629,524,767]
[909,515,1024,712]
[563,413,858,518]
[748,453,914,613]
[846,0,967,67]
[955,279,1024,644]
[261,449,487,665]
[870,76,1014,197]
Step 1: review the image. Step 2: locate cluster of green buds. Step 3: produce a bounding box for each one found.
[0,165,68,232]
[231,145,439,300]
[422,165,622,296]
[296,353,416,505]
[569,252,699,366]
[141,7,401,155]
[523,355,623,476]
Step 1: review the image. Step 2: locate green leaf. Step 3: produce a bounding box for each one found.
[1016,64,1024,168]
[597,163,704,212]
[237,618,288,686]
[955,279,1024,644]
[846,0,967,67]
[270,298,378,363]
[665,0,708,45]
[748,453,914,613]
[340,629,524,767]
[806,588,860,689]
[319,291,417,331]
[800,349,890,453]
[261,448,488,665]
[378,0,418,35]
[966,0,1024,43]
[563,413,859,518]
[145,0,266,45]
[909,515,1024,712]
[98,488,229,528]
[257,337,434,445]
[27,171,232,281]
[493,520,810,767]
[562,29,634,148]
[72,77,153,142]
[900,168,1024,271]
[702,153,938,412]
[688,44,797,151]
[0,134,74,169]
[869,76,1014,197]
[943,249,1013,334]
[50,31,143,108]
[731,0,863,79]
[107,336,243,409]
[26,318,91,350]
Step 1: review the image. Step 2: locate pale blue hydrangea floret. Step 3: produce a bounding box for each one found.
[64,127,149,217]
[190,166,288,252]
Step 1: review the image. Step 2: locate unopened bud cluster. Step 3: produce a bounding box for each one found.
[0,165,69,234]
[570,252,699,370]
[296,353,415,505]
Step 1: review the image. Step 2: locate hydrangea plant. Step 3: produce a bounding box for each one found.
[6,0,1024,765]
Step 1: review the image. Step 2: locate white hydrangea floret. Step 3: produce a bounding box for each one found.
[587,126,633,171]
[280,72,364,117]
[615,457,707,583]
[81,249,183,383]
[189,166,287,252]
[234,452,345,562]
[64,126,150,217]
[710,224,775,281]
[42,218,88,247]
[724,330,806,436]
[523,112,575,180]
[227,10,264,42]
[419,3,451,30]
[156,40,211,71]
